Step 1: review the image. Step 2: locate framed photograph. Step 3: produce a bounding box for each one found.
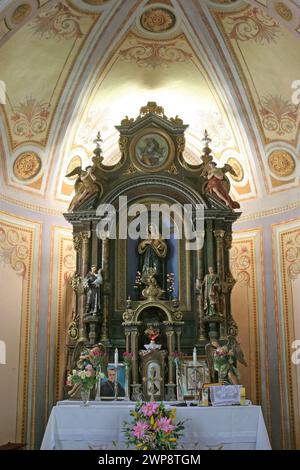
[176,357,210,401]
[129,127,175,173]
[99,363,126,400]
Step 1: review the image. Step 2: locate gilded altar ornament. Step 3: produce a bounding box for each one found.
[13,151,41,180]
[140,7,176,33]
[139,102,164,117]
[66,165,101,211]
[205,337,247,385]
[268,150,295,177]
[141,268,164,300]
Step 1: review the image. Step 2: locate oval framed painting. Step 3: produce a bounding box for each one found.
[130,128,175,172]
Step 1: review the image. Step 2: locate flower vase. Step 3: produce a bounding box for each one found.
[124,365,130,401]
[81,388,91,407]
[95,365,102,401]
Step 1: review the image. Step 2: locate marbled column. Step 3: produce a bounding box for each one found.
[131,328,139,384]
[196,231,206,342]
[100,237,110,341]
[166,327,175,385]
[75,231,90,341]
[214,230,226,339]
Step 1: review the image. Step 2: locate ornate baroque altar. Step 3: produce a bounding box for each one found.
[64,102,243,401]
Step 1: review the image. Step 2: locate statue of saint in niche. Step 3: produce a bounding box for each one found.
[83,265,103,315]
[202,266,221,317]
[138,224,167,288]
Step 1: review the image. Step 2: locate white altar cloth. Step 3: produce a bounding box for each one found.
[41,402,271,450]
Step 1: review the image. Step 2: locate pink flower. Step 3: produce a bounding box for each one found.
[155,417,176,434]
[86,364,93,370]
[141,402,160,417]
[132,421,149,439]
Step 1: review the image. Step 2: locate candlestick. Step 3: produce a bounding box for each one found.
[114,348,118,369]
[193,347,197,367]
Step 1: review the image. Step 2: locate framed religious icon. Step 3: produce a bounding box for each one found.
[176,357,209,400]
[130,127,175,173]
[99,363,125,400]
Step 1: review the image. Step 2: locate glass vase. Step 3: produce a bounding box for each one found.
[124,365,130,401]
[95,365,102,401]
[81,388,91,407]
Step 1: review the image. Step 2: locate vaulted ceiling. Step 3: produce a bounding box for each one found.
[0,0,299,215]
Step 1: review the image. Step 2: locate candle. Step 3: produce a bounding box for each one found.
[114,348,118,369]
[193,347,197,367]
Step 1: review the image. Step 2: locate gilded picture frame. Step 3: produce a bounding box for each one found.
[129,127,175,173]
[176,357,209,401]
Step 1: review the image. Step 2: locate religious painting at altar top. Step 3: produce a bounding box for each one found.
[99,363,125,399]
[135,133,169,169]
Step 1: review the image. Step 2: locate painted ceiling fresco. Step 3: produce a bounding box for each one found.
[0,0,299,212]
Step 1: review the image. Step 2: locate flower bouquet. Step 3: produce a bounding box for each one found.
[123,402,185,450]
[123,352,134,368]
[67,364,98,405]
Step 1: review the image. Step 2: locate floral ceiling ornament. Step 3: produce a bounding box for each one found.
[119,39,192,69]
[285,231,300,280]
[227,7,281,44]
[230,244,251,286]
[29,1,84,40]
[11,96,50,139]
[13,151,42,180]
[268,150,295,177]
[140,8,176,33]
[259,94,298,136]
[0,227,29,278]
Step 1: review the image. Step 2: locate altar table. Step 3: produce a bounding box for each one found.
[41,402,271,450]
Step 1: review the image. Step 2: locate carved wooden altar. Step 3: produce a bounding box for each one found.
[64,102,242,401]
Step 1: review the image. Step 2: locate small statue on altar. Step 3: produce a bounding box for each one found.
[144,326,161,350]
[83,266,103,315]
[205,338,247,385]
[147,366,160,401]
[201,161,240,210]
[202,266,221,317]
[138,223,167,288]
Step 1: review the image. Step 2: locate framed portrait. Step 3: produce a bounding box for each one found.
[99,363,126,400]
[176,357,210,401]
[129,127,175,173]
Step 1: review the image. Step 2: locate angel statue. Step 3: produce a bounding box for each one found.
[205,337,247,385]
[201,161,240,210]
[65,165,102,212]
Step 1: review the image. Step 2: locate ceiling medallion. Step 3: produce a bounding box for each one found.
[274,2,293,22]
[11,3,32,25]
[13,151,42,180]
[140,7,176,33]
[268,150,295,177]
[227,157,244,182]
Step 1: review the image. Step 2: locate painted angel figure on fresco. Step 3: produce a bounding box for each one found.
[205,337,247,385]
[201,162,240,210]
[66,165,101,212]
